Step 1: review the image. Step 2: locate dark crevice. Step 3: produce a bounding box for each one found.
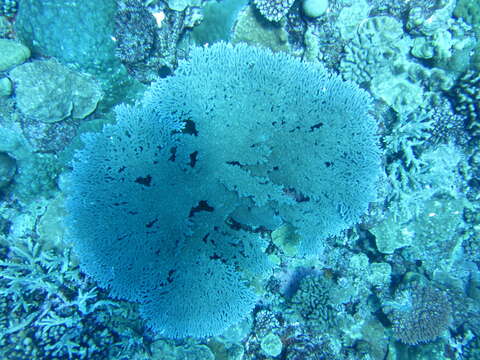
[282,187,310,202]
[145,218,158,228]
[189,200,214,217]
[310,122,324,131]
[183,119,198,136]
[169,147,177,162]
[167,269,176,283]
[189,151,198,168]
[135,175,152,187]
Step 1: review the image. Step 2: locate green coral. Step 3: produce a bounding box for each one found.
[232,5,290,53]
[454,0,480,70]
[260,332,283,357]
[0,39,30,71]
[13,154,62,203]
[0,152,15,190]
[289,274,335,332]
[454,0,480,28]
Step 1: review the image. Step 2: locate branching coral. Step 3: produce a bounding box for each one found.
[66,42,380,338]
[0,235,145,359]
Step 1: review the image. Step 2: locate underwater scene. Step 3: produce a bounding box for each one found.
[0,0,479,359]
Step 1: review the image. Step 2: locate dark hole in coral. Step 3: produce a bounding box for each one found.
[158,66,172,78]
[189,200,214,217]
[118,166,126,173]
[210,253,221,260]
[324,161,333,167]
[145,218,158,228]
[226,160,242,167]
[310,122,324,131]
[202,233,210,244]
[283,187,309,202]
[189,151,198,168]
[135,174,152,186]
[167,269,176,283]
[183,119,198,136]
[169,146,176,162]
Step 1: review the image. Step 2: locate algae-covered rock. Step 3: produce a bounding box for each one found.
[151,340,215,360]
[271,224,300,257]
[0,76,12,97]
[37,194,67,250]
[232,5,290,53]
[368,262,392,287]
[370,77,424,115]
[191,0,248,45]
[15,0,117,73]
[371,214,414,254]
[402,197,465,273]
[303,0,328,18]
[337,0,371,41]
[0,38,30,71]
[260,332,283,357]
[9,59,102,123]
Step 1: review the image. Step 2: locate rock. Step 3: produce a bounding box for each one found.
[303,0,328,18]
[15,0,117,73]
[0,39,30,71]
[37,194,67,250]
[167,0,191,11]
[9,59,102,123]
[0,76,12,97]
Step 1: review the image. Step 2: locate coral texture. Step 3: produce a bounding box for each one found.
[253,0,295,22]
[66,42,380,338]
[390,284,451,345]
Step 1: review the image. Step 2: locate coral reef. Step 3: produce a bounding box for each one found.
[0,0,479,358]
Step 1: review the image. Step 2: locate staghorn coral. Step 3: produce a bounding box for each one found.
[0,234,146,359]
